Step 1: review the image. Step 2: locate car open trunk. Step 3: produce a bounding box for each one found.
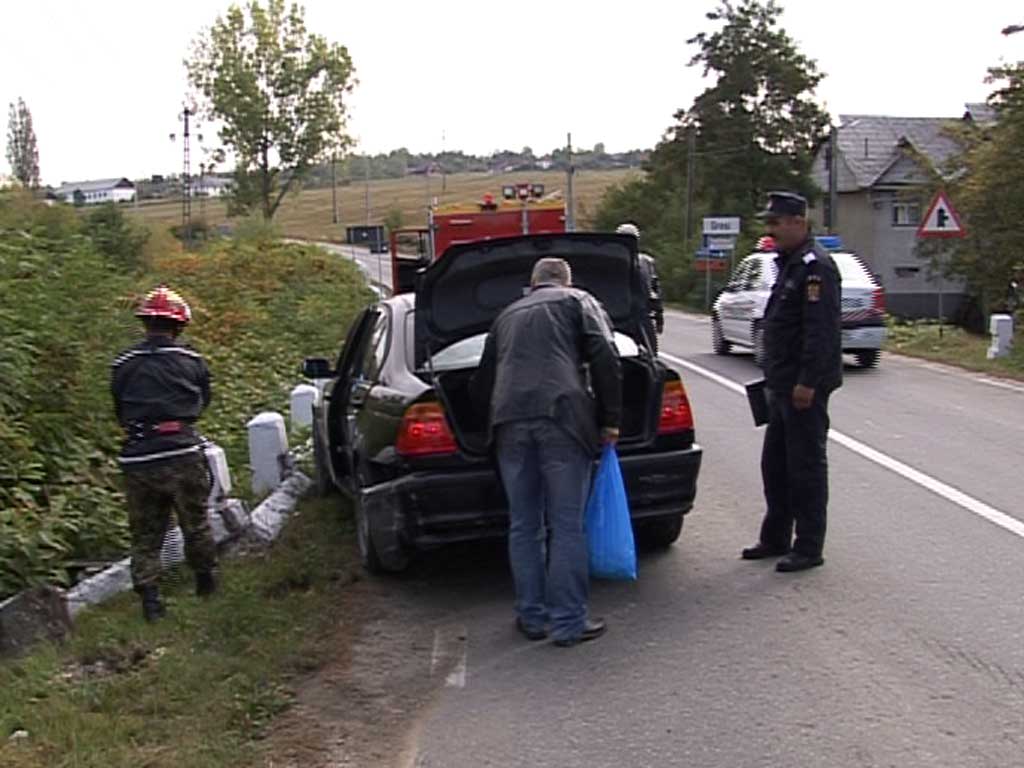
[413,233,660,456]
[428,353,661,457]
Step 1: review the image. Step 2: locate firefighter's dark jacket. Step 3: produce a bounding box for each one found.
[762,235,843,394]
[111,335,211,469]
[469,284,622,454]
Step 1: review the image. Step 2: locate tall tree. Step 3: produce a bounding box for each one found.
[672,0,829,215]
[595,0,828,302]
[929,61,1024,320]
[187,0,356,219]
[6,98,40,189]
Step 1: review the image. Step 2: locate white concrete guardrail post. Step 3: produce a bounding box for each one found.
[247,411,290,495]
[987,313,1013,359]
[289,383,319,431]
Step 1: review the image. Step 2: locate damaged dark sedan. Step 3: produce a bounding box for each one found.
[303,233,703,573]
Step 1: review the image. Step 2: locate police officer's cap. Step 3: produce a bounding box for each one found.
[756,191,808,220]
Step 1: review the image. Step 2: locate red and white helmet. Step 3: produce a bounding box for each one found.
[135,284,192,324]
[756,235,777,252]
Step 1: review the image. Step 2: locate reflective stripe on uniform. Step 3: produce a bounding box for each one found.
[118,444,203,465]
[112,347,205,369]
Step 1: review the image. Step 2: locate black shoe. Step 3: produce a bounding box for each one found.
[776,552,824,572]
[741,542,790,560]
[195,570,219,598]
[553,618,607,648]
[139,586,165,623]
[516,617,548,642]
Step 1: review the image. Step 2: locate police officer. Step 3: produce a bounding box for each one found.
[741,192,842,572]
[616,223,664,347]
[111,285,218,621]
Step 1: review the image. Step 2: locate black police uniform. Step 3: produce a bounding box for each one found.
[756,203,842,561]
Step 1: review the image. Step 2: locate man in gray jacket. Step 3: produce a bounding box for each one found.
[470,257,622,647]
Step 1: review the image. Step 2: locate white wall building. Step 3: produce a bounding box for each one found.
[54,178,136,205]
[192,176,232,198]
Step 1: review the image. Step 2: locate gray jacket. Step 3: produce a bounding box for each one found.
[469,284,622,454]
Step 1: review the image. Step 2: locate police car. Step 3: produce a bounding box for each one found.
[711,237,887,368]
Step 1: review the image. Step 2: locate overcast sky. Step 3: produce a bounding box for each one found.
[2,0,1020,185]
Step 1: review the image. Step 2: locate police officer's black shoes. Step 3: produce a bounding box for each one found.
[776,552,825,572]
[741,542,790,560]
[553,619,607,648]
[195,570,219,598]
[138,586,165,623]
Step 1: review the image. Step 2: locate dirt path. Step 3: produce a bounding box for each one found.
[258,575,456,767]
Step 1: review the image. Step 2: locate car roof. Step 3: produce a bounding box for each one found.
[745,250,878,287]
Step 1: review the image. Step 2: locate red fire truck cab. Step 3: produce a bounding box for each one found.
[390,183,566,293]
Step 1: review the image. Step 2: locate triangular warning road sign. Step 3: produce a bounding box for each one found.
[917,190,966,239]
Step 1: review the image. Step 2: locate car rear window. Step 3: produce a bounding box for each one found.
[832,252,878,286]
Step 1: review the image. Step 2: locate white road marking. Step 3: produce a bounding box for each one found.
[430,626,468,689]
[664,307,1024,395]
[660,351,1024,542]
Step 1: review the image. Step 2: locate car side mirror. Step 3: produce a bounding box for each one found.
[302,357,335,379]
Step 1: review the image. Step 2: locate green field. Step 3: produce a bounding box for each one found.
[129,169,639,241]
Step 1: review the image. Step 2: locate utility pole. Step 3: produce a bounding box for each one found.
[684,127,695,246]
[441,129,447,195]
[364,156,371,226]
[566,132,576,232]
[827,125,839,234]
[331,152,338,225]
[170,102,200,250]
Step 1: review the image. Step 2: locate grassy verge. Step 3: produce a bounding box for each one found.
[886,318,1024,380]
[0,495,357,768]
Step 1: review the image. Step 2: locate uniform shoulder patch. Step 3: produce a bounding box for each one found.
[802,253,817,265]
[806,274,822,303]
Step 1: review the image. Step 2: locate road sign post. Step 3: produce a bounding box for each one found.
[698,217,740,310]
[916,191,966,338]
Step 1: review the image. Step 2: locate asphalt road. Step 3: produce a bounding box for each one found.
[302,240,1024,766]
[386,309,1024,768]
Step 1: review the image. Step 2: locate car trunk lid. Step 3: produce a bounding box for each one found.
[414,233,648,367]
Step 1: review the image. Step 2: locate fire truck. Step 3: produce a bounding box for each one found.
[390,182,566,293]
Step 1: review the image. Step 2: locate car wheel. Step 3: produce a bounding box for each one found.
[311,416,333,498]
[711,315,731,355]
[752,322,766,368]
[354,464,410,575]
[636,515,684,550]
[855,350,881,369]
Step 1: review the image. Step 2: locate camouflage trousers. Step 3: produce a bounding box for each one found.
[123,454,217,589]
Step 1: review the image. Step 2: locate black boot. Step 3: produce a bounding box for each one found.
[195,570,219,598]
[138,585,165,623]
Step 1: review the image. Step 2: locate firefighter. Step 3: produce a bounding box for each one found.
[111,285,218,621]
[616,223,664,347]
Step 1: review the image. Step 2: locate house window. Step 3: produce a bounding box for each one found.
[892,200,921,227]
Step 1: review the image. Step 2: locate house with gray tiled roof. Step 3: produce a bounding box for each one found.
[51,178,136,206]
[809,110,981,318]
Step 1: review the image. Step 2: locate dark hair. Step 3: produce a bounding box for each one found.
[142,316,184,336]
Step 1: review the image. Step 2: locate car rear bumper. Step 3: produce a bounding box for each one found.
[362,444,703,549]
[842,325,886,350]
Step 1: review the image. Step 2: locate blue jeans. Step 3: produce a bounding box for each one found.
[496,418,593,641]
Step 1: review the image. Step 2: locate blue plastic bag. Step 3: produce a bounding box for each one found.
[585,445,637,581]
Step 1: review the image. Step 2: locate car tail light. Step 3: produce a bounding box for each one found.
[658,379,694,434]
[871,287,886,314]
[396,402,458,457]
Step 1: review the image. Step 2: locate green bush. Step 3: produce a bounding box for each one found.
[81,203,151,270]
[0,192,373,599]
